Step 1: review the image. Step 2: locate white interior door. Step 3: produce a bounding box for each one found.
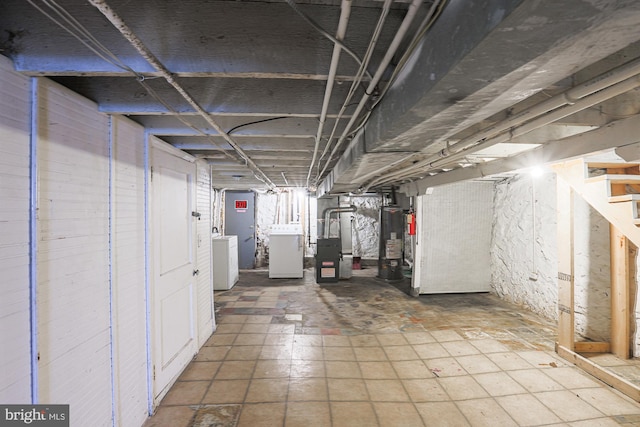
[151,143,197,401]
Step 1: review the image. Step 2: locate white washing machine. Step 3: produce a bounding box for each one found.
[212,235,239,290]
[268,224,304,278]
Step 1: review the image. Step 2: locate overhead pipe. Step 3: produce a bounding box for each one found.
[317,0,424,180]
[306,0,352,188]
[366,77,640,190]
[87,0,276,189]
[367,72,640,190]
[322,205,357,239]
[285,0,371,82]
[368,0,447,113]
[315,0,393,178]
[363,56,640,190]
[342,0,445,187]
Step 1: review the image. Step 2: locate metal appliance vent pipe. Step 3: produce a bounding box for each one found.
[322,205,357,239]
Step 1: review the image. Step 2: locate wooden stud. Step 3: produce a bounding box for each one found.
[557,175,574,350]
[610,224,631,359]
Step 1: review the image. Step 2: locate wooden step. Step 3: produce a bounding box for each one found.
[586,162,640,179]
[606,195,640,225]
[585,174,640,185]
[608,194,640,203]
[586,174,640,198]
[554,159,640,245]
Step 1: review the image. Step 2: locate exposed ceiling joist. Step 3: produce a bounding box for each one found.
[3,0,640,192]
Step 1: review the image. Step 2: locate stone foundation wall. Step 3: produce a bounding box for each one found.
[491,173,612,342]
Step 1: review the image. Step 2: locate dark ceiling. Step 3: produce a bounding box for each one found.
[2,0,640,196]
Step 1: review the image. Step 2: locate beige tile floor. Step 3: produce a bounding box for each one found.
[143,268,640,427]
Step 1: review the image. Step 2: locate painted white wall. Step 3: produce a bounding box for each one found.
[315,195,381,259]
[253,190,316,266]
[245,193,376,266]
[0,55,32,403]
[110,116,149,427]
[492,173,559,321]
[418,181,494,293]
[350,195,381,260]
[491,172,612,342]
[256,191,277,266]
[0,57,215,425]
[573,186,611,342]
[35,78,113,424]
[196,161,215,345]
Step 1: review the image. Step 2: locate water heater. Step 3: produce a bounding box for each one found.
[378,206,404,280]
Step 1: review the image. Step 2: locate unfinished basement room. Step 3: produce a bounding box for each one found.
[3,0,640,426]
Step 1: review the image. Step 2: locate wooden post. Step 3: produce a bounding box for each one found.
[610,224,631,359]
[557,176,575,350]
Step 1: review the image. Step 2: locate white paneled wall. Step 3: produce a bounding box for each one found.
[35,78,112,424]
[196,161,215,346]
[417,181,494,294]
[0,56,215,426]
[0,55,31,403]
[110,116,148,427]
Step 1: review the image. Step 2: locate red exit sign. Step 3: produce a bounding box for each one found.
[235,200,248,209]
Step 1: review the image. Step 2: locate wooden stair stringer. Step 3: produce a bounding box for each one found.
[553,160,640,248]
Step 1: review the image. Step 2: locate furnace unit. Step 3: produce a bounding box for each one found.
[378,206,404,280]
[316,238,341,283]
